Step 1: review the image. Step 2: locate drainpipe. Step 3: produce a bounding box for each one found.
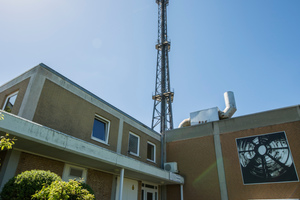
[180,184,184,200]
[118,168,124,200]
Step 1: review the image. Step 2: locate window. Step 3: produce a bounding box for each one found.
[62,164,87,182]
[2,91,18,113]
[129,132,140,156]
[91,115,110,144]
[147,142,156,162]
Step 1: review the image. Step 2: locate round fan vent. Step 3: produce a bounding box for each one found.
[236,132,298,184]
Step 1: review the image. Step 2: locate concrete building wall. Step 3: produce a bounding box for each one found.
[0,78,30,115]
[14,152,115,200]
[166,105,300,200]
[221,121,300,200]
[33,79,120,151]
[86,169,113,200]
[122,122,161,167]
[166,135,221,200]
[15,152,65,177]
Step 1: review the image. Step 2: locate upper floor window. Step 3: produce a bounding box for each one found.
[62,164,87,182]
[147,142,156,163]
[129,132,140,156]
[91,114,110,144]
[2,91,18,113]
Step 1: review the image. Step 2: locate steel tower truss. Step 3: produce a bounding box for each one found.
[152,0,174,133]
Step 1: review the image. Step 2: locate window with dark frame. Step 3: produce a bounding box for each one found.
[91,115,110,144]
[147,142,156,162]
[129,132,140,156]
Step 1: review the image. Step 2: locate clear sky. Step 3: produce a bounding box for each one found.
[1,0,299,132]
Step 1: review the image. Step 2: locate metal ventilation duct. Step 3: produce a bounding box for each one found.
[218,91,237,119]
[178,91,237,128]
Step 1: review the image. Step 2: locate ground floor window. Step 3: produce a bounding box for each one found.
[62,164,87,182]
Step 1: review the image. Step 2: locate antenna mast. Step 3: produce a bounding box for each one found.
[152,0,174,133]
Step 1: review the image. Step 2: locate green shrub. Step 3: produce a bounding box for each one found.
[80,182,95,195]
[32,179,95,200]
[0,170,61,200]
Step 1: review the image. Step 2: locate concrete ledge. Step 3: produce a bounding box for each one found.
[167,105,300,142]
[0,111,184,185]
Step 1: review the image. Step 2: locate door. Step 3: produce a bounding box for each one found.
[141,183,158,200]
[115,178,138,200]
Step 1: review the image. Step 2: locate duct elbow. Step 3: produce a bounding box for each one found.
[178,118,191,128]
[219,91,237,119]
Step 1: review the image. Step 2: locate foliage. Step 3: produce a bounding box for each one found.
[0,133,16,151]
[80,182,95,195]
[0,170,62,200]
[0,113,16,151]
[32,179,95,200]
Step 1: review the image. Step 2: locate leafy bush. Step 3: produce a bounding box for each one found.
[80,182,95,195]
[0,170,61,200]
[32,179,95,200]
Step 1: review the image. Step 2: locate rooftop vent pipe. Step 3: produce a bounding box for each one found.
[218,91,237,119]
[178,91,237,128]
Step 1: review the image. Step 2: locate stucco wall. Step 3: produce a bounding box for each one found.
[121,122,161,167]
[33,79,120,152]
[166,135,221,200]
[221,121,300,200]
[0,78,30,115]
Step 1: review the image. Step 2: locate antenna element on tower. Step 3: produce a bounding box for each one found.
[151,0,174,133]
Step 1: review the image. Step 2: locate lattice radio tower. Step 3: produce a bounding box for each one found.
[151,0,174,133]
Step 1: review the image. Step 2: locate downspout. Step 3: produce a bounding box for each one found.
[180,184,184,200]
[118,168,124,200]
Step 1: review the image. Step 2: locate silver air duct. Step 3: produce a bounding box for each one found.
[178,91,237,128]
[218,91,237,119]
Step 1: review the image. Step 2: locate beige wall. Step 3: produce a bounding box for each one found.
[33,79,120,152]
[166,135,221,200]
[15,152,64,177]
[122,122,161,167]
[15,152,114,200]
[86,169,113,200]
[0,78,30,115]
[221,121,300,200]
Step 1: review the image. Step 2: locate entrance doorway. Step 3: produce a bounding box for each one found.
[115,178,138,200]
[141,183,158,200]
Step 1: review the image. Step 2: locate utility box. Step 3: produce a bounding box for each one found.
[190,107,219,126]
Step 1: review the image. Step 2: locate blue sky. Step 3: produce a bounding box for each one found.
[1,0,299,132]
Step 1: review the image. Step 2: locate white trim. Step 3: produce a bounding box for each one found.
[91,114,110,144]
[147,141,156,163]
[129,132,140,157]
[2,91,19,111]
[62,163,87,182]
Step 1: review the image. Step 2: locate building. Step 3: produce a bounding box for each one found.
[0,63,299,200]
[0,63,184,200]
[166,105,300,200]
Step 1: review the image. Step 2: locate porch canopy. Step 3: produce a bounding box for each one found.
[0,111,184,185]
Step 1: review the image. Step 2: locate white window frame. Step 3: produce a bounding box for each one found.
[62,164,87,182]
[2,91,19,111]
[91,114,110,145]
[147,141,156,163]
[128,132,140,157]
